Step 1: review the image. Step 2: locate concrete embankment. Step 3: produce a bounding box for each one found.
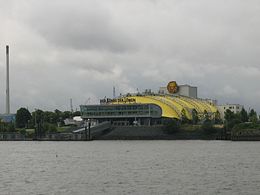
[98,126,166,140]
[231,128,260,141]
[231,136,260,141]
[0,133,25,141]
[97,126,220,140]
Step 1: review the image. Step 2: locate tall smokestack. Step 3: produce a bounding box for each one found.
[6,45,10,114]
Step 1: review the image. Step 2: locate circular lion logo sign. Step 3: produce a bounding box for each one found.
[167,81,178,94]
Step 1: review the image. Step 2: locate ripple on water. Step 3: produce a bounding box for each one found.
[0,141,259,194]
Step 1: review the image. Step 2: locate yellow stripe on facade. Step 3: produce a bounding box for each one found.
[111,95,218,120]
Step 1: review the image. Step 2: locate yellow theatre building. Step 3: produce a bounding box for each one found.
[80,81,220,126]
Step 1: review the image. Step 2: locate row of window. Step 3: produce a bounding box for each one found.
[224,106,240,110]
[81,104,162,117]
[84,110,160,117]
[83,105,150,112]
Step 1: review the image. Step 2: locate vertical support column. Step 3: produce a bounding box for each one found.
[88,119,91,140]
[6,45,10,114]
[84,119,91,141]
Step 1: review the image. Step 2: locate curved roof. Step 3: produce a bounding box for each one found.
[111,95,218,120]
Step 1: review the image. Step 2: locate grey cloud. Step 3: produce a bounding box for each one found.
[21,1,136,52]
[56,50,116,74]
[0,0,260,113]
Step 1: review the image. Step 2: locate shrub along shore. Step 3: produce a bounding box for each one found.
[0,107,260,140]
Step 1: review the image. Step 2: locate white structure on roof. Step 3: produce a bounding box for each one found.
[159,84,197,98]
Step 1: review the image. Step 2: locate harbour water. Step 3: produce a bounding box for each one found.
[0,141,259,194]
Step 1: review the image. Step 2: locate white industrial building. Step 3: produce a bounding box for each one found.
[217,104,243,120]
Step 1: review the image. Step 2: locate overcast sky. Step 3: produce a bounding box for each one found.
[0,0,260,113]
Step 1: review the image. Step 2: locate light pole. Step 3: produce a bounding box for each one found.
[88,119,91,140]
[84,120,87,140]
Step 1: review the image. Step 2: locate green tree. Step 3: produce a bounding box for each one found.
[0,122,15,132]
[6,122,16,132]
[192,109,199,124]
[72,111,81,117]
[33,109,44,124]
[224,109,235,121]
[54,109,63,126]
[214,110,222,124]
[181,109,189,124]
[43,111,57,124]
[43,123,57,133]
[203,110,209,121]
[240,108,248,122]
[201,118,215,134]
[163,119,180,134]
[63,111,72,119]
[31,109,44,138]
[224,109,241,130]
[201,110,216,133]
[16,107,32,128]
[0,121,8,132]
[249,109,258,123]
